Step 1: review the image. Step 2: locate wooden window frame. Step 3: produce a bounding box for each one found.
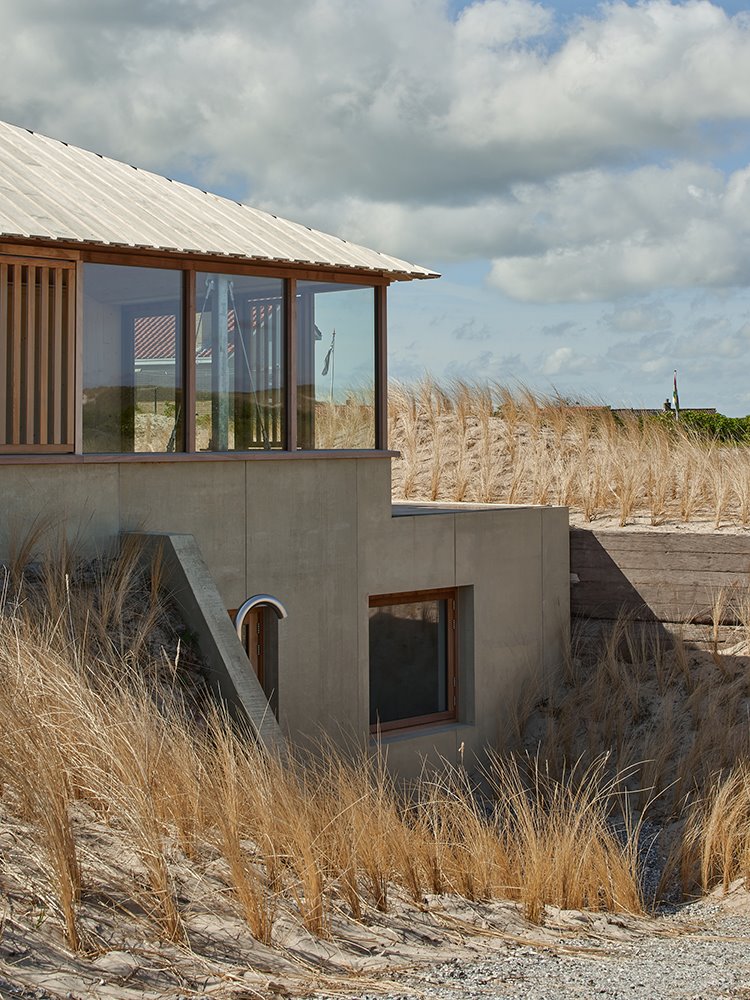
[368,587,458,734]
[1,246,390,459]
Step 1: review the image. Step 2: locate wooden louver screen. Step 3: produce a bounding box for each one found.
[0,259,75,453]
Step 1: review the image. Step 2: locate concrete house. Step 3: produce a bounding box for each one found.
[0,120,569,773]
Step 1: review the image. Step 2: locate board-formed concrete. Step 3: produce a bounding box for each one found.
[0,455,569,773]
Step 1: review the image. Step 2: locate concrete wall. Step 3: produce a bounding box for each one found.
[0,457,569,774]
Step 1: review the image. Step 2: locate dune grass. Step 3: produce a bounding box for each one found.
[2,528,749,971]
[0,541,652,960]
[389,378,750,527]
[5,383,750,963]
[520,608,750,903]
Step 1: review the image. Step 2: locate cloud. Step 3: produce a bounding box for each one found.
[3,1,750,302]
[445,349,527,380]
[602,302,674,334]
[541,345,597,376]
[603,316,750,390]
[607,329,673,363]
[540,320,576,337]
[453,318,492,341]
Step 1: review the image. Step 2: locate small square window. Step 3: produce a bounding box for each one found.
[369,588,457,732]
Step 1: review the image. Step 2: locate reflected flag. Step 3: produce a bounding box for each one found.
[321,329,336,376]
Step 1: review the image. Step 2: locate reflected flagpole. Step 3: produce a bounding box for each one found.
[321,328,336,404]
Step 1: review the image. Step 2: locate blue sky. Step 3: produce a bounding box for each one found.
[2,0,750,411]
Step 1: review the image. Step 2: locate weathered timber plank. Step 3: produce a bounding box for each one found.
[571,552,750,575]
[571,548,750,574]
[575,566,750,587]
[570,529,750,556]
[571,598,740,624]
[572,616,748,649]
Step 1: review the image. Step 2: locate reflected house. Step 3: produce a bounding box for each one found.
[0,120,570,775]
[132,301,285,450]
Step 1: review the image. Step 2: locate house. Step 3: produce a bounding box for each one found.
[0,120,569,774]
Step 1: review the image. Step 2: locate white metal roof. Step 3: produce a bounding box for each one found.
[0,120,438,281]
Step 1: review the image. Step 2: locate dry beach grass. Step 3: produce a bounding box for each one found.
[5,383,750,995]
[389,378,750,529]
[0,540,650,997]
[1,549,749,999]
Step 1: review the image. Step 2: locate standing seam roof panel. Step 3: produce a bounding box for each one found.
[0,121,438,279]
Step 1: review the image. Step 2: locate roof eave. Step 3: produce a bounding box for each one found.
[0,233,440,282]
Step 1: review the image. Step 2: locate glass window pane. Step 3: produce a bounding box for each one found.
[297,282,374,449]
[83,264,182,453]
[369,597,450,726]
[195,272,284,451]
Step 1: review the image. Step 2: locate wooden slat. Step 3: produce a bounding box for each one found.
[38,267,49,444]
[74,260,83,453]
[11,264,22,444]
[65,267,75,445]
[0,261,7,443]
[25,264,37,442]
[51,266,64,444]
[1,259,76,450]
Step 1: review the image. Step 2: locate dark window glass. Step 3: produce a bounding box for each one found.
[369,590,456,730]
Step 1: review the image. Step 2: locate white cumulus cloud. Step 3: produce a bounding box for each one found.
[2,0,750,303]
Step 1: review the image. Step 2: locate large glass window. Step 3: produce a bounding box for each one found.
[369,589,457,732]
[297,282,374,449]
[78,264,381,455]
[195,273,284,451]
[83,264,182,453]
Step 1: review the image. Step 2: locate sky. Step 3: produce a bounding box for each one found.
[2,0,750,412]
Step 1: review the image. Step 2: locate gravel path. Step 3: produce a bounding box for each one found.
[333,904,750,1000]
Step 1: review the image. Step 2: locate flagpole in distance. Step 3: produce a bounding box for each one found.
[673,369,680,419]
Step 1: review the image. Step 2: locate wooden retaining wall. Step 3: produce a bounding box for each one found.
[570,529,750,636]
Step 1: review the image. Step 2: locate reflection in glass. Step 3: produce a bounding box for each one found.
[296,282,374,449]
[83,264,182,453]
[195,272,284,451]
[369,598,449,726]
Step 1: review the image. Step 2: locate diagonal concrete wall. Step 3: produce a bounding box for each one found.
[129,530,287,757]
